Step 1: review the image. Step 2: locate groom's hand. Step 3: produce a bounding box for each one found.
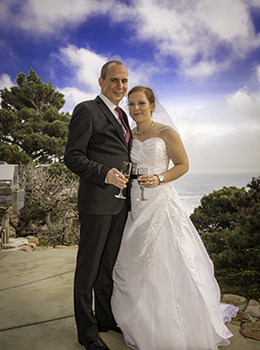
[106,168,127,189]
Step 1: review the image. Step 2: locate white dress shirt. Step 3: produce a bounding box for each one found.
[99,93,126,136]
[99,94,126,183]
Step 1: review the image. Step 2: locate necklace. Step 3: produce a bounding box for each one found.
[135,121,155,135]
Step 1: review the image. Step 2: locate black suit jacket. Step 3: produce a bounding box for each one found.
[64,96,132,215]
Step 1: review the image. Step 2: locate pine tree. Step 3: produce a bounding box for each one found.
[190,177,260,272]
[0,68,70,164]
[190,177,260,299]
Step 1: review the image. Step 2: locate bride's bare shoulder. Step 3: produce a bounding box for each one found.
[155,122,179,138]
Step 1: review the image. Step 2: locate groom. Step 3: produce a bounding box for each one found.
[64,61,132,350]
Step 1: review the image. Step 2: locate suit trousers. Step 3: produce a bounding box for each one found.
[74,201,128,341]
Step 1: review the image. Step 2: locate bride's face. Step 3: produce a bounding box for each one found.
[128,92,155,123]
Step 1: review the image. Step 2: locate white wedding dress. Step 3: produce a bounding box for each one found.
[111,138,238,350]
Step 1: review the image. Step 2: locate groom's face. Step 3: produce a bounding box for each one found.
[99,63,128,106]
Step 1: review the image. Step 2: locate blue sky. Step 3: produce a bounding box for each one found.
[0,0,260,174]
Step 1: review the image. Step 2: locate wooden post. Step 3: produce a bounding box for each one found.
[1,212,9,246]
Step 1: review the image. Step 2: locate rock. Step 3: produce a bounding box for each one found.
[18,243,37,251]
[17,246,28,252]
[240,322,260,341]
[26,235,39,245]
[30,243,37,250]
[245,300,260,319]
[221,294,248,311]
[248,316,259,322]
[230,310,251,326]
[1,237,29,250]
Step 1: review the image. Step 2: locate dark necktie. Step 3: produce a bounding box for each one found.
[115,107,130,143]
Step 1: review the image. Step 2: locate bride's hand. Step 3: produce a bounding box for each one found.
[138,175,160,187]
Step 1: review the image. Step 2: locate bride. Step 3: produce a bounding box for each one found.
[111,86,238,350]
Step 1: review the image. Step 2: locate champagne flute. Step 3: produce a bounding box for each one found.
[115,161,132,199]
[137,167,148,201]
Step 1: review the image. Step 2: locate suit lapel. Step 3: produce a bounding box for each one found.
[95,96,131,147]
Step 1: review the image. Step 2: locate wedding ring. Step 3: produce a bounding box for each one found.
[113,173,119,182]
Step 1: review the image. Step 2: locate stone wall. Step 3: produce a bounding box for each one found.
[221,294,260,341]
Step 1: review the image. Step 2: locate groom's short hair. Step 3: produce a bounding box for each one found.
[100,60,125,80]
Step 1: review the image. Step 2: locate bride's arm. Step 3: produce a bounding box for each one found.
[141,128,189,187]
[160,128,189,183]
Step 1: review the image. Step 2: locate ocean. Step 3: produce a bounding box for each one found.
[173,172,260,217]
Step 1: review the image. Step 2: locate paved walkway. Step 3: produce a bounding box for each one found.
[0,248,259,350]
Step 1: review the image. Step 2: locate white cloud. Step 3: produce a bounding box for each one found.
[184,126,260,173]
[243,0,260,8]
[56,46,158,111]
[58,45,107,91]
[0,74,14,89]
[176,88,260,138]
[198,0,249,41]
[57,86,96,114]
[1,0,259,83]
[257,65,260,81]
[128,0,260,78]
[173,64,260,131]
[55,47,107,112]
[0,74,15,106]
[2,0,259,81]
[168,68,260,173]
[225,88,260,123]
[0,0,111,34]
[183,61,229,79]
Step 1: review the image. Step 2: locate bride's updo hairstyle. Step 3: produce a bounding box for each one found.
[128,86,155,107]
